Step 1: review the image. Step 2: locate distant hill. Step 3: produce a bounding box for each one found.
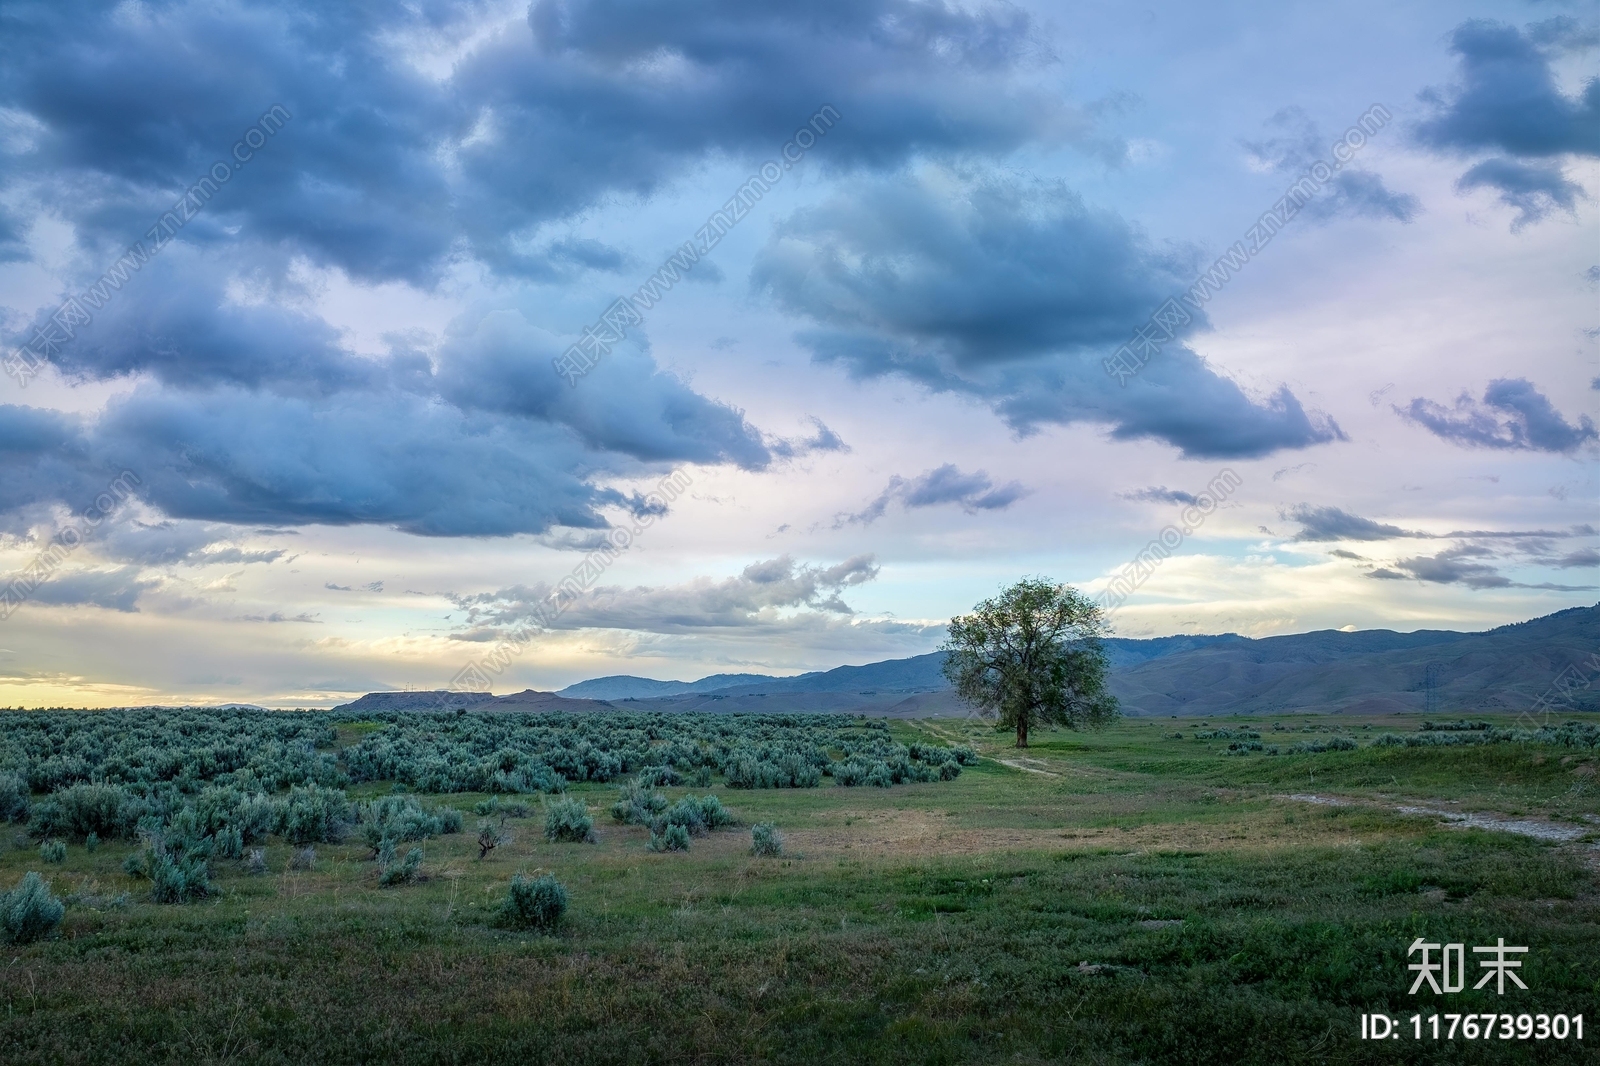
[1109,604,1600,716]
[486,689,616,713]
[332,689,612,714]
[553,656,952,700]
[557,672,779,700]
[334,690,501,713]
[559,635,1267,701]
[1100,634,1249,669]
[339,605,1599,717]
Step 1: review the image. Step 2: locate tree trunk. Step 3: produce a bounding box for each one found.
[1016,712,1028,748]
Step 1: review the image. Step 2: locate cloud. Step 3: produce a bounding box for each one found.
[1271,462,1315,481]
[433,308,773,470]
[0,0,1093,543]
[0,0,1082,284]
[0,272,801,538]
[753,168,1344,458]
[1397,378,1598,453]
[0,386,711,538]
[1365,543,1599,591]
[838,464,1027,526]
[1286,503,1586,547]
[1391,544,1510,588]
[93,519,285,567]
[1122,486,1198,506]
[767,417,850,460]
[451,554,882,632]
[1285,505,1424,542]
[1456,157,1586,230]
[0,202,28,262]
[16,566,157,612]
[1328,549,1365,560]
[1243,107,1420,223]
[1414,18,1597,231]
[1415,18,1600,159]
[1552,547,1600,568]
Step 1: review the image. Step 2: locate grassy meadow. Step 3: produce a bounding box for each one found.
[1,712,1596,1064]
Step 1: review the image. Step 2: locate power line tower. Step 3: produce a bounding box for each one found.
[1423,662,1443,716]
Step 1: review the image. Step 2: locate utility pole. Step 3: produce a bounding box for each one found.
[1424,662,1443,716]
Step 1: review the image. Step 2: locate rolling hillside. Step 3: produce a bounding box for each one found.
[338,605,1598,716]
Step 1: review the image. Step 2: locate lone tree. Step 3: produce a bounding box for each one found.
[941,578,1118,747]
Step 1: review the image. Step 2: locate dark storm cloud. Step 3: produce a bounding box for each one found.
[0,386,709,538]
[1243,107,1420,223]
[754,170,1344,458]
[1397,378,1598,453]
[0,0,1077,539]
[1415,18,1600,158]
[4,291,778,535]
[1454,157,1586,230]
[1414,18,1597,231]
[0,202,28,262]
[838,464,1027,526]
[35,249,399,395]
[0,0,1078,283]
[433,309,773,470]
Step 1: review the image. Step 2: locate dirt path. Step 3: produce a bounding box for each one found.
[914,721,1065,778]
[993,757,1062,777]
[1281,793,1593,843]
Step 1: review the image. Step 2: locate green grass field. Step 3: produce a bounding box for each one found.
[1,713,1596,1064]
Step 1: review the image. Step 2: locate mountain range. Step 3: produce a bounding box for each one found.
[334,604,1599,717]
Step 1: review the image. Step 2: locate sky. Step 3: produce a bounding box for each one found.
[0,0,1595,708]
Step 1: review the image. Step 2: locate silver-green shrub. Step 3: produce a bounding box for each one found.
[143,842,211,904]
[543,797,595,843]
[0,772,28,823]
[378,846,423,886]
[610,780,668,825]
[213,825,245,860]
[0,872,64,944]
[657,794,732,837]
[750,823,783,857]
[647,822,691,853]
[498,873,566,931]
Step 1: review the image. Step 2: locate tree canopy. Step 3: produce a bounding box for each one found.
[940,578,1118,747]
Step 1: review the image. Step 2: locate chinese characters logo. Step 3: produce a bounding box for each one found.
[1409,937,1528,994]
